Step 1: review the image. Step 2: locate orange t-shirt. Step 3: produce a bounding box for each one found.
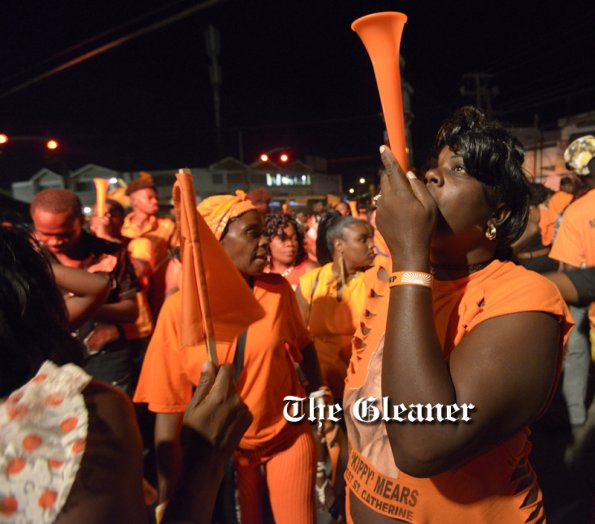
[121,214,177,263]
[343,260,573,523]
[547,191,573,218]
[122,213,177,318]
[134,273,312,452]
[550,189,595,326]
[549,189,595,268]
[298,263,367,399]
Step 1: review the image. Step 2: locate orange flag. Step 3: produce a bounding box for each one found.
[173,170,265,365]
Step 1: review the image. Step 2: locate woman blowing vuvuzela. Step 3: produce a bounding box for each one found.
[344,107,573,524]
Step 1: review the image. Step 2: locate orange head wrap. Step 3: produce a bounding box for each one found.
[197,190,256,240]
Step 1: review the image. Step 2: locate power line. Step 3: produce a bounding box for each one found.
[1,0,189,87]
[0,0,226,100]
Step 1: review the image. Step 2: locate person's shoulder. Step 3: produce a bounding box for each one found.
[84,230,125,256]
[563,189,595,215]
[488,260,564,303]
[157,216,176,232]
[491,259,549,283]
[83,381,136,420]
[257,273,303,303]
[300,259,319,272]
[158,289,182,318]
[297,263,325,289]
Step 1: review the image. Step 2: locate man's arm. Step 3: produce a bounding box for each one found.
[93,298,138,324]
[51,263,111,328]
[546,266,595,306]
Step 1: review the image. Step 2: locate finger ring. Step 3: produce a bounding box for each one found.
[373,194,382,204]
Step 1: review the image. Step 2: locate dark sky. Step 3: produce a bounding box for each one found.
[1,0,594,190]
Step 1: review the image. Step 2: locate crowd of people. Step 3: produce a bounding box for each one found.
[1,108,594,523]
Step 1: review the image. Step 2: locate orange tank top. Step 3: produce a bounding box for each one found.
[343,260,573,523]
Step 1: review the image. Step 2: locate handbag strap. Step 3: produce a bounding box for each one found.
[233,276,253,382]
[233,330,248,383]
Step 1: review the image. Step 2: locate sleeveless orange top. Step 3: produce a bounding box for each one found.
[298,263,367,399]
[344,260,573,523]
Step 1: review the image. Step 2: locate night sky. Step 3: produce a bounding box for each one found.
[1,0,594,190]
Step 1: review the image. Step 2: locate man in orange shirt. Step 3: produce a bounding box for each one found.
[550,135,595,426]
[121,175,177,320]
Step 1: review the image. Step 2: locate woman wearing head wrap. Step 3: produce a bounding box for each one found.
[344,107,573,523]
[135,190,325,524]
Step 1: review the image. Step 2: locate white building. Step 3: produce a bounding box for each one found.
[11,168,64,203]
[11,156,343,211]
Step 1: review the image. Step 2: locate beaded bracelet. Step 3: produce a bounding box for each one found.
[388,271,433,288]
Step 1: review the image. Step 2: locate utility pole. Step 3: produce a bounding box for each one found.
[460,73,498,116]
[205,25,222,151]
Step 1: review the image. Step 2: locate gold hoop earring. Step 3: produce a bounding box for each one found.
[485,223,497,241]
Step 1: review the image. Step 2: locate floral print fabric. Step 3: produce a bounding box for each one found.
[0,361,91,523]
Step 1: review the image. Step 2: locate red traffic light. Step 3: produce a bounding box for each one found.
[279,153,289,163]
[259,153,269,162]
[0,134,8,144]
[46,139,59,150]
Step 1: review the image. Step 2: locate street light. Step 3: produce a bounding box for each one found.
[348,188,355,194]
[257,146,291,164]
[0,135,60,149]
[46,139,59,150]
[359,177,366,184]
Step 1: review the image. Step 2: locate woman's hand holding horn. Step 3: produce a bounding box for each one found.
[375,145,437,270]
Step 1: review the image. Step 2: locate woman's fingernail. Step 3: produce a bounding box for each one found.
[406,171,416,180]
[379,145,386,154]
